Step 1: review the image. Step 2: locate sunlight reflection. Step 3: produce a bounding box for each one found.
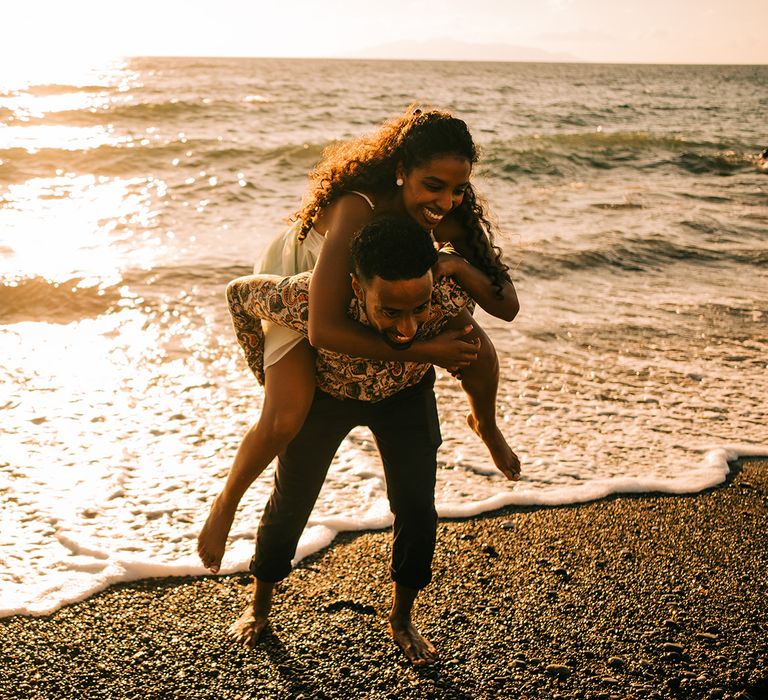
[0,56,128,95]
[1,91,111,121]
[0,175,164,284]
[0,124,129,151]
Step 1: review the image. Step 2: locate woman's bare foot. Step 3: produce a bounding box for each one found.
[389,616,438,666]
[228,578,274,648]
[467,413,521,481]
[197,495,236,573]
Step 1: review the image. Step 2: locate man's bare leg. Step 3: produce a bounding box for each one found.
[228,577,275,647]
[197,341,316,573]
[388,582,438,666]
[450,313,521,481]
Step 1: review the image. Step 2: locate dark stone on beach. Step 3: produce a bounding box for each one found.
[545,664,573,679]
[619,549,634,560]
[738,481,754,489]
[500,520,515,530]
[553,567,571,581]
[664,619,681,630]
[696,632,720,643]
[662,642,685,654]
[482,544,500,558]
[606,657,625,669]
[601,676,620,685]
[707,689,726,699]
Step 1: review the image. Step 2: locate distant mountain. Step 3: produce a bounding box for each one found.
[340,38,577,63]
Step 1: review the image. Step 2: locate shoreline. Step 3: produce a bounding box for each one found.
[2,459,766,699]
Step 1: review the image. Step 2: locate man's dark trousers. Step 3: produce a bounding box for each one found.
[250,369,441,590]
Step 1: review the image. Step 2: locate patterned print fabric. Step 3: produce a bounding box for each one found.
[227,271,471,402]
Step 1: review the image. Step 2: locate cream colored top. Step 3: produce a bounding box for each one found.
[253,192,375,368]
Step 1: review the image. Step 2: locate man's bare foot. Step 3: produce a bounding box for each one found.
[197,495,236,573]
[228,605,269,647]
[389,616,438,666]
[467,413,521,481]
[228,578,274,647]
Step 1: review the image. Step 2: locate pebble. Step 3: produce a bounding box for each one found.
[606,657,625,669]
[482,544,500,558]
[662,643,685,654]
[545,664,572,679]
[696,632,719,642]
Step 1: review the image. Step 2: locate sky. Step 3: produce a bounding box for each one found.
[2,0,766,67]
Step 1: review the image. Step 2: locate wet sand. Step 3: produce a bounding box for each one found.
[1,459,767,700]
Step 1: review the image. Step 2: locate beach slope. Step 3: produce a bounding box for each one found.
[2,460,767,700]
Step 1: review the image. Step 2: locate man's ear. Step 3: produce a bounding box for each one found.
[350,273,365,302]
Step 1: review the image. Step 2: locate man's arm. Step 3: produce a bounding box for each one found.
[226,272,312,384]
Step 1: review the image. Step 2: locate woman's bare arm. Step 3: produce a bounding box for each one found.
[435,217,519,322]
[307,195,480,369]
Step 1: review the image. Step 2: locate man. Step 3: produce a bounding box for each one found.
[225,217,518,665]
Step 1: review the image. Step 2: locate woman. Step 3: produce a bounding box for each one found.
[198,107,519,574]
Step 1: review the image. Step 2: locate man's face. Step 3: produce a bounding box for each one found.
[351,272,433,349]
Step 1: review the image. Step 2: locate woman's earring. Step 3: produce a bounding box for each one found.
[396,177,404,187]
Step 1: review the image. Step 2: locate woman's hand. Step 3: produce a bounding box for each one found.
[411,324,480,370]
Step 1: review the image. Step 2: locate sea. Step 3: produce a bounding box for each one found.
[1,57,766,617]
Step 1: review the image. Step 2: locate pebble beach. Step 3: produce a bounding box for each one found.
[1,458,766,700]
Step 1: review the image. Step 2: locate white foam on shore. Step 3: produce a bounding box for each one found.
[1,436,764,618]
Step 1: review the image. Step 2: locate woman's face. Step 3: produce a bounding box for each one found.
[397,154,472,231]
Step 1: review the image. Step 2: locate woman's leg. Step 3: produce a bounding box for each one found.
[445,309,521,481]
[197,339,316,573]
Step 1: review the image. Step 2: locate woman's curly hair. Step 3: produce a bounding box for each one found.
[294,106,511,295]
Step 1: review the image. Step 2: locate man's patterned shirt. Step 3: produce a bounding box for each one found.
[227,271,471,402]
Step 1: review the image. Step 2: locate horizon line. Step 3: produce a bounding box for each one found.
[120,54,768,67]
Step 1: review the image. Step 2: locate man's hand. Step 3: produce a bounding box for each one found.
[412,324,480,370]
[432,251,463,281]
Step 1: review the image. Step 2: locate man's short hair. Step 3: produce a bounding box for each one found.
[350,217,438,283]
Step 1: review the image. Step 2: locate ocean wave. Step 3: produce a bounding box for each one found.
[482,132,761,179]
[519,235,766,278]
[0,84,109,99]
[27,83,110,96]
[10,97,272,127]
[0,140,326,184]
[671,151,767,176]
[0,264,251,324]
[0,277,123,323]
[121,264,251,289]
